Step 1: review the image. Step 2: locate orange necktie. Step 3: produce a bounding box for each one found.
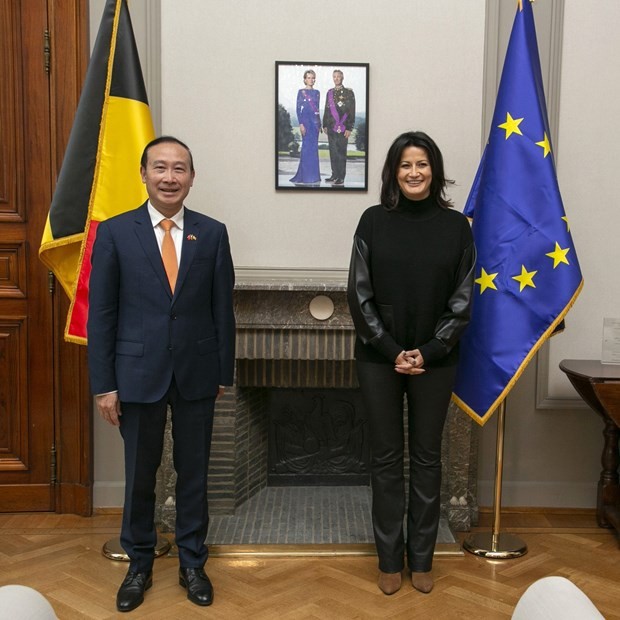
[160,219,178,292]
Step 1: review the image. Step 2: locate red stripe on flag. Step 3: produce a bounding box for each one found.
[66,220,101,342]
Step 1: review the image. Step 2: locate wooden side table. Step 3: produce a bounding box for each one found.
[559,359,620,534]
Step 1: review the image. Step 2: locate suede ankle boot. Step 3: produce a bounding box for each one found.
[411,570,433,593]
[378,570,402,595]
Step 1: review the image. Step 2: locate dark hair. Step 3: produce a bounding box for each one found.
[140,136,194,172]
[380,131,454,210]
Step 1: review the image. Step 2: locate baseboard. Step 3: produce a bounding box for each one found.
[478,506,597,515]
[93,481,125,508]
[477,480,597,508]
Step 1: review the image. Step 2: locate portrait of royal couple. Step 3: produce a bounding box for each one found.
[289,67,356,187]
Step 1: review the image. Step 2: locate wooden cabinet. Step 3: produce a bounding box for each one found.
[560,360,620,534]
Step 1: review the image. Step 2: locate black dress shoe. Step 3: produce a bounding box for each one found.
[325,176,335,182]
[179,567,214,606]
[116,569,152,612]
[332,178,344,186]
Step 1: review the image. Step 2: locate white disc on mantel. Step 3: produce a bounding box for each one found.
[309,295,335,320]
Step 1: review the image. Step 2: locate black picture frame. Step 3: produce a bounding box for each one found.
[275,61,369,191]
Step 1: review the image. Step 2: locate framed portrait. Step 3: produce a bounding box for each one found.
[275,61,369,191]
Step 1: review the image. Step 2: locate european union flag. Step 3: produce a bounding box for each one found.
[453,0,583,425]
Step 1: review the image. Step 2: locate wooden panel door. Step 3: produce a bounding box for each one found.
[0,0,91,512]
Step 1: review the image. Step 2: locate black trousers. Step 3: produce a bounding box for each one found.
[119,378,215,573]
[356,361,456,573]
[327,130,349,180]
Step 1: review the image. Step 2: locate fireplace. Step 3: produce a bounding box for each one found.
[268,388,369,486]
[155,270,479,533]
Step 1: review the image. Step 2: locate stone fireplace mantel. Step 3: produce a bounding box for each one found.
[155,270,478,534]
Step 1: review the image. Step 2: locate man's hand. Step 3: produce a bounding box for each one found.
[96,392,122,427]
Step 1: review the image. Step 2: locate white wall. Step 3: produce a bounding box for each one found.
[92,0,619,511]
[159,0,485,270]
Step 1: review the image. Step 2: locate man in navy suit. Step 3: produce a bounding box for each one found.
[88,136,235,612]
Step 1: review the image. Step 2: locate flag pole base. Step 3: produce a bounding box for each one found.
[102,536,171,561]
[462,532,527,559]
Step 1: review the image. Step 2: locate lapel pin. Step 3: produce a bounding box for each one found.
[186,234,197,241]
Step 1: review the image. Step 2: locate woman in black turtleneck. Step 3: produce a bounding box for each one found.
[347,131,475,596]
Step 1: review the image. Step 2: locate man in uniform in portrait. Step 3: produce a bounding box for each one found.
[323,69,356,186]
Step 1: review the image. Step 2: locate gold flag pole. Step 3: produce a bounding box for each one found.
[462,400,527,558]
[102,536,171,562]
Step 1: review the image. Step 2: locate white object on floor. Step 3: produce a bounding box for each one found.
[512,576,604,619]
[0,585,58,619]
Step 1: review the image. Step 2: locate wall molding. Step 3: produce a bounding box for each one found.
[93,481,124,508]
[235,266,348,284]
[144,0,161,134]
[536,343,588,410]
[534,1,583,410]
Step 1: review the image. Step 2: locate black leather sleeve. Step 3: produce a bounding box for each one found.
[418,242,477,363]
[347,235,403,363]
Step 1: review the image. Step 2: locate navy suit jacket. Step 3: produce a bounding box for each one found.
[87,203,235,403]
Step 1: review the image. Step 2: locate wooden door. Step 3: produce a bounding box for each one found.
[0,0,91,513]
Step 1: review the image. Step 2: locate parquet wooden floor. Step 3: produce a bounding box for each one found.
[0,509,618,619]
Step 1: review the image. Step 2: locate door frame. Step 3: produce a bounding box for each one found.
[49,0,93,515]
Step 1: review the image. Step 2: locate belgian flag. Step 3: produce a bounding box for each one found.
[39,0,155,344]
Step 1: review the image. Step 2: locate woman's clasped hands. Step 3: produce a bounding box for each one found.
[394,349,425,375]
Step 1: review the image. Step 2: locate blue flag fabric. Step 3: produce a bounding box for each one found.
[452,0,583,425]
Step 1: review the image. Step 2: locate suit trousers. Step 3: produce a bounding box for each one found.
[327,131,349,180]
[119,378,215,572]
[356,361,456,573]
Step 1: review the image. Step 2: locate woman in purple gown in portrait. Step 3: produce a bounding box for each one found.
[290,70,321,185]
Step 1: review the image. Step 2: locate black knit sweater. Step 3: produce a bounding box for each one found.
[347,193,475,367]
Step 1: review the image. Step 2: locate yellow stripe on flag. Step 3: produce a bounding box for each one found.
[90,96,153,222]
[62,96,154,343]
[39,229,85,298]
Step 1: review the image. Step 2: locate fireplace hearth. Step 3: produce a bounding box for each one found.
[155,270,479,536]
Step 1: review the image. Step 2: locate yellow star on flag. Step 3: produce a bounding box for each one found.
[498,112,524,139]
[562,215,570,231]
[545,242,570,268]
[512,265,537,291]
[475,268,498,294]
[536,133,551,157]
